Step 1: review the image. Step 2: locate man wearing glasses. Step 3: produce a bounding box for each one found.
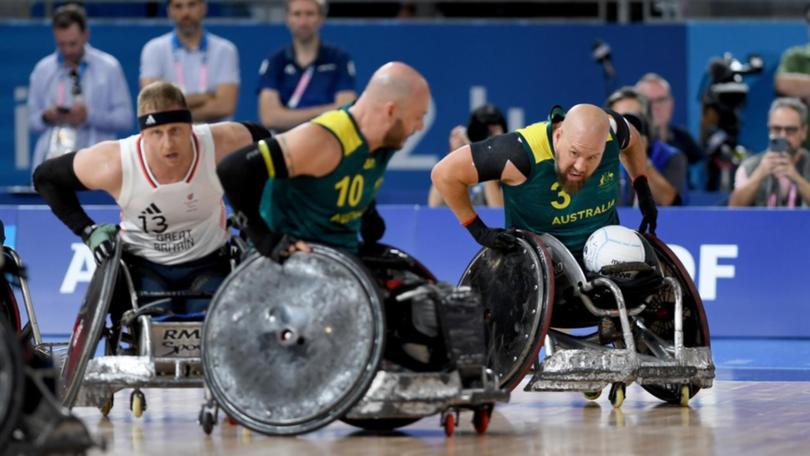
[729,97,810,207]
[635,73,704,167]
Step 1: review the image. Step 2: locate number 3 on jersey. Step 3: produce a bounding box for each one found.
[335,175,364,207]
[550,182,571,209]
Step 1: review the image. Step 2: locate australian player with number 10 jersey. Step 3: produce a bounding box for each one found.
[431,103,658,260]
[217,61,430,258]
[33,81,271,315]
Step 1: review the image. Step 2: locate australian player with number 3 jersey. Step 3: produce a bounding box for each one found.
[217,61,430,258]
[33,81,271,315]
[431,104,658,259]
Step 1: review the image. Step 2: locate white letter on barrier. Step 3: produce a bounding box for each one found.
[60,243,96,294]
[698,244,738,301]
[667,244,695,279]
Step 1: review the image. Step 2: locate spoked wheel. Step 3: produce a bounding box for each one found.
[472,405,492,435]
[341,417,421,432]
[609,383,626,409]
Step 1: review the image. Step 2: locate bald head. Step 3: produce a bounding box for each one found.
[352,62,430,150]
[552,104,610,194]
[561,104,610,149]
[362,61,429,105]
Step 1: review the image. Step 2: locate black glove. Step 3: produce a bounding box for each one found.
[250,228,297,263]
[82,224,118,265]
[633,175,658,235]
[465,215,518,251]
[361,200,386,245]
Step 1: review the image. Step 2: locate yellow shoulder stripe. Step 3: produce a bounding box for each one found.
[257,140,276,178]
[516,122,554,164]
[311,110,363,156]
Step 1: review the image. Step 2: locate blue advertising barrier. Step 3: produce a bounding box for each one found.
[4,20,804,203]
[2,205,808,338]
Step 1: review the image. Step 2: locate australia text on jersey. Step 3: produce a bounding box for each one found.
[551,199,616,225]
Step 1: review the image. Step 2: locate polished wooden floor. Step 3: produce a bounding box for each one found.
[73,380,810,455]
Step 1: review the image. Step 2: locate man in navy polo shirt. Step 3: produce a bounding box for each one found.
[140,0,240,122]
[257,0,356,132]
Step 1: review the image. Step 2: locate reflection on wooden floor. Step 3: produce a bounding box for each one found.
[75,380,810,455]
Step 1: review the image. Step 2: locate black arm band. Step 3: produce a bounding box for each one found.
[239,122,273,142]
[256,137,289,179]
[470,132,531,182]
[217,141,279,242]
[604,109,631,149]
[32,152,95,237]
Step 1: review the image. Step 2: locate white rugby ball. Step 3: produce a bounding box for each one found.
[583,225,645,276]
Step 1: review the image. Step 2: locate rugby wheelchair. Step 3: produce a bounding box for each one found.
[59,232,243,419]
[460,228,714,408]
[1,222,99,454]
[199,242,509,436]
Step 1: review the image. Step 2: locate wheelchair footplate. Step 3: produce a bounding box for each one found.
[74,316,204,409]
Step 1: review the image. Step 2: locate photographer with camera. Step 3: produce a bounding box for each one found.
[428,103,507,207]
[700,53,763,192]
[606,87,688,206]
[729,97,810,207]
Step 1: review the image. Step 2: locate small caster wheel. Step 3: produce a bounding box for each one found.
[99,394,114,417]
[473,406,492,435]
[609,383,626,409]
[583,390,602,401]
[441,411,456,437]
[130,390,146,418]
[679,384,690,407]
[200,411,216,435]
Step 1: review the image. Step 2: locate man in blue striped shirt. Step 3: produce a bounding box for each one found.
[27,4,133,172]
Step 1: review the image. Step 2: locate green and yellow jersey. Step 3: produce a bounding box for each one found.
[503,110,623,256]
[259,107,395,253]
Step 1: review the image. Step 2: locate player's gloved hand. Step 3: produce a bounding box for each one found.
[361,200,386,245]
[633,175,658,235]
[252,230,299,263]
[464,215,518,251]
[82,224,117,265]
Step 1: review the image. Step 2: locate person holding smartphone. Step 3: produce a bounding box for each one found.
[729,97,810,207]
[28,4,133,173]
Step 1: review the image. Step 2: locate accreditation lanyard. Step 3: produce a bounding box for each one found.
[55,54,87,105]
[171,31,208,94]
[287,65,314,109]
[767,179,797,208]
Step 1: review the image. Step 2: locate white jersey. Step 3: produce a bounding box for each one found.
[117,124,228,265]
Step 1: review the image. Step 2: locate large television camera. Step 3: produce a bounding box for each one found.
[700,52,764,191]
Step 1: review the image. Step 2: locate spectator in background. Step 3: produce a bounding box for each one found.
[428,104,507,207]
[257,0,356,132]
[635,73,704,169]
[28,4,132,173]
[606,87,688,206]
[729,97,810,207]
[775,4,810,150]
[140,0,239,122]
